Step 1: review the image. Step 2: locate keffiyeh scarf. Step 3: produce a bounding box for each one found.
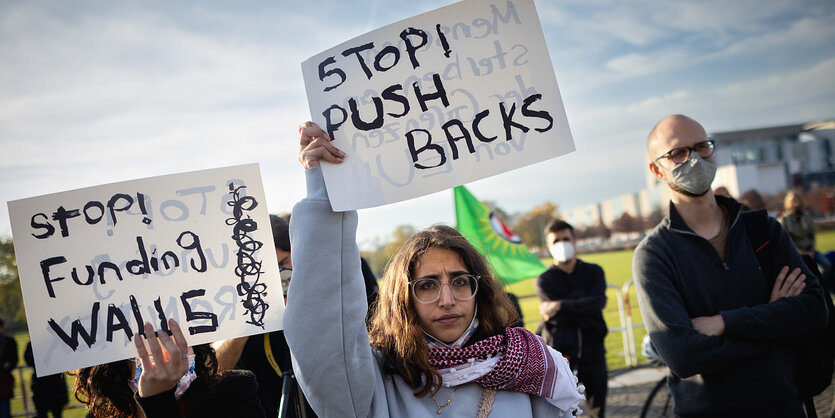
[426,318,584,413]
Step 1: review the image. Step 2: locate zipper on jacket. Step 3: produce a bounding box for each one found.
[669,226,729,271]
[669,203,741,272]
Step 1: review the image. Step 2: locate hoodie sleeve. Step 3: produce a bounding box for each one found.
[720,216,828,340]
[282,167,383,418]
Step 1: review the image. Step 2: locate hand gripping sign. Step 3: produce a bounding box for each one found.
[302,0,575,211]
[7,164,283,376]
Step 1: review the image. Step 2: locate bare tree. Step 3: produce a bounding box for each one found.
[0,238,25,326]
[513,202,558,251]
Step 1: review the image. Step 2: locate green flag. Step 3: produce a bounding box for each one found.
[454,185,546,284]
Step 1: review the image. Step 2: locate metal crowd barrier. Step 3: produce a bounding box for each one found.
[518,280,645,369]
[609,280,642,367]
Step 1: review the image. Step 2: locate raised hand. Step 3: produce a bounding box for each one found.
[298,122,345,168]
[133,319,190,398]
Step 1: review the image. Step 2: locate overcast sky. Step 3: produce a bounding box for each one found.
[2,0,834,249]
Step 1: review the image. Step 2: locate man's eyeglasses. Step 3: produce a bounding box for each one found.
[654,140,715,170]
[410,274,480,304]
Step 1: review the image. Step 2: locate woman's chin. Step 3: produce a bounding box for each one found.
[431,326,466,344]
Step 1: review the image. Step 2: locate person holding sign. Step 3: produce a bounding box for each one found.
[283,123,583,417]
[73,319,265,418]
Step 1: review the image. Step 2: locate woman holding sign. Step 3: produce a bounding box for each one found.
[74,319,265,418]
[284,122,583,417]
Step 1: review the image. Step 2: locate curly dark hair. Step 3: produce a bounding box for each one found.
[73,344,220,418]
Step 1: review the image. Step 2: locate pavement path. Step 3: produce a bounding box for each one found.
[580,366,835,418]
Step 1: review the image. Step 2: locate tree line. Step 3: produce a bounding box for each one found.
[3,184,834,328]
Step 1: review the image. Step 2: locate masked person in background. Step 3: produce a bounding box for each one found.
[633,114,826,416]
[536,219,608,418]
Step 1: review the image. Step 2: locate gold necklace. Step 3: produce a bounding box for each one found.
[431,387,458,414]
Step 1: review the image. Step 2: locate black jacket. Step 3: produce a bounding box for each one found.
[535,260,608,359]
[24,342,68,409]
[133,369,265,418]
[633,195,828,417]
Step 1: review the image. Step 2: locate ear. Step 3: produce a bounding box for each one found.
[649,161,665,181]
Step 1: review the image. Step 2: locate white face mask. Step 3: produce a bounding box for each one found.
[549,241,575,263]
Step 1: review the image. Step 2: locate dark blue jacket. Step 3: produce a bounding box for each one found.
[633,195,828,417]
[536,260,608,359]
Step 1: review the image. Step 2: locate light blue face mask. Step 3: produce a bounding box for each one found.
[128,354,197,400]
[665,152,717,195]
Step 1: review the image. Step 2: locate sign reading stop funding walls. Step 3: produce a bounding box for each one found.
[8,164,283,376]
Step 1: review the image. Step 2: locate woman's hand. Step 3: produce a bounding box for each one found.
[133,319,190,398]
[298,122,345,168]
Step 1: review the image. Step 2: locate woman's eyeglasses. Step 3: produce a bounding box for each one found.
[410,274,480,304]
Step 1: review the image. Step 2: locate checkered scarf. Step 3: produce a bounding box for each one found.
[428,326,559,399]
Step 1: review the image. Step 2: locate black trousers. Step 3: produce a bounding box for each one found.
[569,348,608,418]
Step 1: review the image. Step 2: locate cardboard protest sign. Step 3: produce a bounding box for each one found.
[7,164,283,376]
[302,0,574,211]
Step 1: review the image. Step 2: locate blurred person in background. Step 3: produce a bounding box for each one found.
[0,317,18,418]
[536,219,608,418]
[781,190,834,292]
[25,342,68,417]
[739,189,766,211]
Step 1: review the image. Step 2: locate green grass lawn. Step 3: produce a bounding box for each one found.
[507,229,835,371]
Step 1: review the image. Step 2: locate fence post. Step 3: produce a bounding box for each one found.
[621,280,638,367]
[16,366,31,417]
[607,283,632,367]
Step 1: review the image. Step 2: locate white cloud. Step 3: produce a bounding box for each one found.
[604,50,692,78]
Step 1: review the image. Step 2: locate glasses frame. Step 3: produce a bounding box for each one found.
[654,140,715,170]
[409,274,481,304]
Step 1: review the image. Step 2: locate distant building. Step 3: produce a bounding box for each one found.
[709,119,835,194]
[559,203,602,229]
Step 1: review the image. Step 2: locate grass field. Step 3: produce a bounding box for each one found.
[8,230,835,416]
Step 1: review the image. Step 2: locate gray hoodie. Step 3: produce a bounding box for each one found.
[283,167,575,417]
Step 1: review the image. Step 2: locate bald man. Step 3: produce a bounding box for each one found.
[632,115,827,417]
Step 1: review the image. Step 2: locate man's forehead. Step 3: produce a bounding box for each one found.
[649,115,707,155]
[547,229,573,240]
